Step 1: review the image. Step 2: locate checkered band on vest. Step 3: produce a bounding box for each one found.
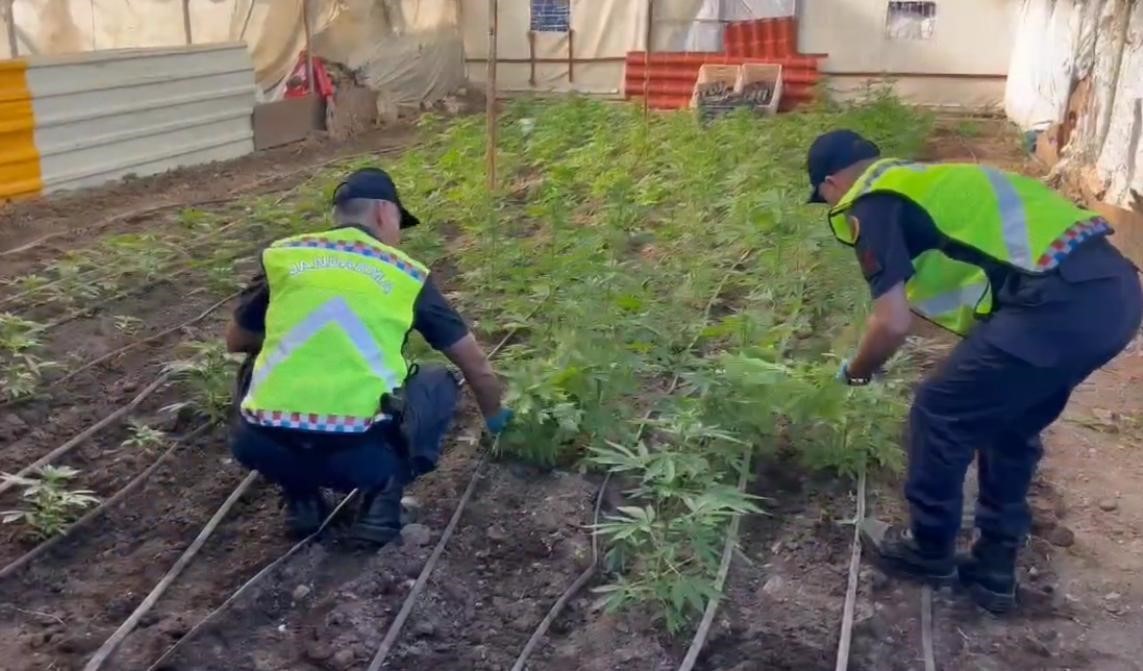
[278,237,427,282]
[1035,217,1112,270]
[241,408,390,433]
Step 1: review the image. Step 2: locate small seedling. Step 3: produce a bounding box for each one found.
[954,119,983,138]
[162,341,237,424]
[1,465,100,539]
[121,419,166,450]
[113,315,144,334]
[0,313,58,400]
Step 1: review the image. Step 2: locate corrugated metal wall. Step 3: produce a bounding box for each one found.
[25,42,256,196]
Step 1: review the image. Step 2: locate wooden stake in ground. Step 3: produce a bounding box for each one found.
[181,0,192,44]
[303,0,315,95]
[643,0,654,119]
[4,0,17,57]
[485,0,499,191]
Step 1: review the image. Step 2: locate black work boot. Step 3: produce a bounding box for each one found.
[957,538,1018,614]
[859,519,956,587]
[349,480,403,546]
[283,491,327,539]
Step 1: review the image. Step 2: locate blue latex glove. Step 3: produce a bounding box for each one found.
[485,408,514,435]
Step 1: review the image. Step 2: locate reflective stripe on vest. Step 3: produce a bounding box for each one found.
[827,159,1100,335]
[981,166,1034,268]
[240,228,428,433]
[912,280,990,321]
[245,296,402,401]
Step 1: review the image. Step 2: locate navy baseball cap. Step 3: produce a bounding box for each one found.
[332,167,420,229]
[806,130,881,204]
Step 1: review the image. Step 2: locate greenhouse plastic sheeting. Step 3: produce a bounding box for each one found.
[1004,0,1083,132]
[1006,0,1143,210]
[5,0,464,105]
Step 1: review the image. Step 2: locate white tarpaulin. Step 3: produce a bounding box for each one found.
[1006,0,1142,210]
[1004,0,1083,132]
[5,0,465,106]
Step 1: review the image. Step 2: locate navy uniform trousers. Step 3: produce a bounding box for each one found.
[908,238,1142,553]
[230,364,461,496]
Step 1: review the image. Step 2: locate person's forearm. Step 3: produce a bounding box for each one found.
[848,315,908,379]
[442,334,505,419]
[467,368,503,418]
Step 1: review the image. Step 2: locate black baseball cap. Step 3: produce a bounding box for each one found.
[332,167,421,229]
[806,130,881,204]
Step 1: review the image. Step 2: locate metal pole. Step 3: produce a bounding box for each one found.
[5,0,17,58]
[643,0,654,118]
[485,0,498,191]
[303,0,315,94]
[182,0,192,44]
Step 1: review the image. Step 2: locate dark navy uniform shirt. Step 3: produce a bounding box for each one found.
[849,193,1128,366]
[233,227,469,352]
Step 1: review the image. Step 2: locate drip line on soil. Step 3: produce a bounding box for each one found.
[834,465,867,671]
[365,300,546,671]
[0,372,173,497]
[140,299,545,671]
[0,220,244,312]
[510,249,752,671]
[83,470,260,671]
[49,290,243,388]
[9,145,408,327]
[25,251,254,335]
[677,447,752,671]
[0,421,216,581]
[921,585,936,671]
[143,490,361,671]
[0,144,408,260]
[367,446,491,671]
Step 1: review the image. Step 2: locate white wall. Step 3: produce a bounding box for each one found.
[800,0,1015,108]
[800,0,1015,75]
[27,43,257,195]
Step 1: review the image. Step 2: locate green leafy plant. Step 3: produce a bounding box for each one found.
[1,465,100,538]
[0,313,58,400]
[589,415,760,633]
[371,92,931,634]
[121,419,166,450]
[162,341,238,423]
[113,315,144,334]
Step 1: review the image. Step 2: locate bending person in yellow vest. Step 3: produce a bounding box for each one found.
[226,167,512,546]
[807,130,1142,613]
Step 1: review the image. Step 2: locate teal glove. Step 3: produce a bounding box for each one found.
[837,359,872,387]
[485,408,514,435]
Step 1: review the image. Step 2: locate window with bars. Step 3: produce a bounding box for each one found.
[531,0,571,33]
[886,1,936,40]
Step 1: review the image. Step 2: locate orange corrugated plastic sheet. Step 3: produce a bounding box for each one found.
[0,58,41,201]
[626,16,823,112]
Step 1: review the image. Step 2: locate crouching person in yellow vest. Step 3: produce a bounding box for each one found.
[225,167,512,546]
[807,131,1142,613]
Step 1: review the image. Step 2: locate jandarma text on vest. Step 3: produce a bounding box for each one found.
[288,257,395,292]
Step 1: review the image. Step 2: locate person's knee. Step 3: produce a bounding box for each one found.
[328,446,404,491]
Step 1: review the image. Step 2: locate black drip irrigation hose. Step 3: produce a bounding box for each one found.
[143,490,361,671]
[0,373,173,497]
[510,250,753,671]
[0,422,216,581]
[83,471,260,671]
[137,299,546,671]
[834,466,867,671]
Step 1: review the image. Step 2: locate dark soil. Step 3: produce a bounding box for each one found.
[0,109,1136,671]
